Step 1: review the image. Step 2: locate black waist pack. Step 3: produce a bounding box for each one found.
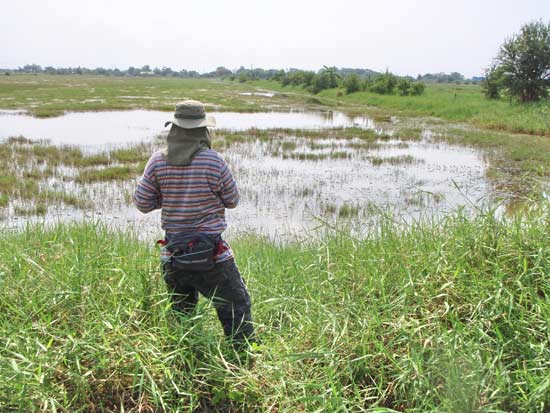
[166,233,219,272]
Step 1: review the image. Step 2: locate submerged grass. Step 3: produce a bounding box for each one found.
[0,138,150,214]
[13,202,47,216]
[338,203,359,218]
[0,203,548,412]
[368,154,422,166]
[75,166,137,183]
[216,125,546,197]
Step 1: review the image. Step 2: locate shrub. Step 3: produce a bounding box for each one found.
[482,64,503,99]
[309,72,333,94]
[344,74,361,94]
[370,72,398,94]
[238,72,249,83]
[362,77,373,91]
[410,82,426,96]
[397,79,412,96]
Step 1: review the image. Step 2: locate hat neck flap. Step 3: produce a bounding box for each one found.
[166,125,212,166]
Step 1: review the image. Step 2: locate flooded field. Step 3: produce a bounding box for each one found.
[224,135,488,237]
[0,109,373,145]
[0,110,493,239]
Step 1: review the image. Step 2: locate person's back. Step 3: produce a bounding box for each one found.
[133,100,253,348]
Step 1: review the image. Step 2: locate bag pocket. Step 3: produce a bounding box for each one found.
[167,234,217,272]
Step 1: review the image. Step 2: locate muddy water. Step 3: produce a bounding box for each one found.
[1,130,490,240]
[0,109,373,145]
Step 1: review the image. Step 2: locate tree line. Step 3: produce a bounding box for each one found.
[5,64,473,87]
[275,66,427,96]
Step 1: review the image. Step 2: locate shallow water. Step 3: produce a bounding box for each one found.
[223,137,489,238]
[0,109,373,145]
[1,131,491,240]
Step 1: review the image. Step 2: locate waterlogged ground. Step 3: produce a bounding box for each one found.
[228,138,487,237]
[0,110,493,239]
[0,109,374,145]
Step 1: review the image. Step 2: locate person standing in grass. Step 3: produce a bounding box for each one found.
[133,100,254,349]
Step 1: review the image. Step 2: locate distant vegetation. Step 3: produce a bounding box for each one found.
[416,71,474,84]
[275,67,427,96]
[5,63,477,87]
[4,62,488,101]
[4,64,283,80]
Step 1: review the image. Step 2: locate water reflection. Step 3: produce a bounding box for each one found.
[0,109,374,145]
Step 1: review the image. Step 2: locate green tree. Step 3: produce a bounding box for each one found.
[493,20,550,102]
[320,65,341,88]
[362,77,374,91]
[214,66,232,78]
[370,71,398,94]
[238,72,249,83]
[344,74,361,94]
[397,79,412,96]
[482,64,504,99]
[310,73,331,94]
[287,70,315,87]
[272,70,286,82]
[410,82,426,96]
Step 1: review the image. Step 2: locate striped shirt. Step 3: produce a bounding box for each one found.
[133,149,238,262]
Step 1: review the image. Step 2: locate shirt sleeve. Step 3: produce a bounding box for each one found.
[133,155,161,213]
[218,158,239,209]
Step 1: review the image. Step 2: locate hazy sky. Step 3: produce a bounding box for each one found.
[2,0,549,77]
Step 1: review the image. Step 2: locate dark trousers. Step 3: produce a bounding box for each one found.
[163,258,254,344]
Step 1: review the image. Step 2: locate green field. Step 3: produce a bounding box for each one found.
[1,74,550,412]
[255,80,550,137]
[0,74,319,117]
[2,74,549,137]
[1,203,549,412]
[1,75,550,191]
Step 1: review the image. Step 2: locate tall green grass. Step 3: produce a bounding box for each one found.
[1,205,549,412]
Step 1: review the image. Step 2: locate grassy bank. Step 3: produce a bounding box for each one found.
[1,206,549,412]
[254,81,550,136]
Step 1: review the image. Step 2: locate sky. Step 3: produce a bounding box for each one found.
[1,0,549,78]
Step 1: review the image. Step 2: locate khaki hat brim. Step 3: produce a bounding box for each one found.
[164,114,216,129]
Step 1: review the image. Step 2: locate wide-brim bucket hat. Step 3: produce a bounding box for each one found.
[164,100,216,129]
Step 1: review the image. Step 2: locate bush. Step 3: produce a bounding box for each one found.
[397,79,412,96]
[482,65,503,99]
[309,72,333,94]
[288,71,315,87]
[370,72,398,94]
[410,82,426,96]
[362,77,373,91]
[344,74,361,94]
[238,72,249,83]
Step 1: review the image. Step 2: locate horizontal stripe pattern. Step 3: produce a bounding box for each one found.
[133,149,239,262]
